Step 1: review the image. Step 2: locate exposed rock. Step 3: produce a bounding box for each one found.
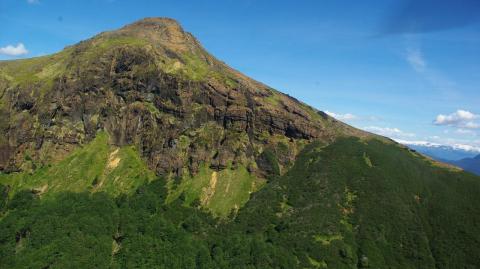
[0,17,370,179]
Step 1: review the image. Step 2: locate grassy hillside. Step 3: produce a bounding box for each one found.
[0,130,262,217]
[166,163,260,217]
[227,138,480,268]
[0,132,156,197]
[1,137,479,268]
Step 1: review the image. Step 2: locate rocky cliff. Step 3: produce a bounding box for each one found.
[0,18,367,176]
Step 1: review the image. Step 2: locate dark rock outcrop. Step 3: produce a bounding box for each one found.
[0,17,369,178]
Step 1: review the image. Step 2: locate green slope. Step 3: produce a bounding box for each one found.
[1,137,479,268]
[0,132,156,197]
[228,137,480,268]
[0,130,261,217]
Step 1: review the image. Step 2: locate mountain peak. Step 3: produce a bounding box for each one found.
[120,17,185,37]
[101,17,197,53]
[0,17,369,193]
[126,17,181,27]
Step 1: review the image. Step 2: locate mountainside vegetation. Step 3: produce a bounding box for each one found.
[1,137,479,268]
[0,18,479,268]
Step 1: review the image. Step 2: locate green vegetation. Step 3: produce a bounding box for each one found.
[77,36,149,63]
[0,53,67,84]
[0,36,150,101]
[0,132,156,197]
[308,256,328,268]
[264,89,283,106]
[0,191,118,268]
[363,152,373,167]
[0,128,259,217]
[160,51,238,86]
[0,181,215,268]
[143,101,160,116]
[177,53,210,81]
[225,138,480,268]
[167,163,258,217]
[259,148,281,175]
[94,36,148,50]
[1,137,479,268]
[0,50,71,97]
[314,234,344,245]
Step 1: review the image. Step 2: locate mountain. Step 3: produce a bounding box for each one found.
[396,140,480,161]
[1,18,480,268]
[0,17,365,216]
[447,154,480,175]
[395,140,480,175]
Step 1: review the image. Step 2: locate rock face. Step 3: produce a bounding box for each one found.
[0,17,367,179]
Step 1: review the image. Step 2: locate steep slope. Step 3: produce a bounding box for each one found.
[0,18,480,269]
[0,18,367,216]
[226,138,480,268]
[1,138,478,269]
[0,132,156,196]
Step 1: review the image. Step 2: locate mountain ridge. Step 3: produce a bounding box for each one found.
[446,154,480,175]
[0,17,371,216]
[1,18,479,269]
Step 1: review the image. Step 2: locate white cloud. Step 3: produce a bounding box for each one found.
[406,48,426,72]
[434,109,479,129]
[27,0,39,4]
[325,111,357,121]
[0,43,29,56]
[396,138,480,153]
[464,122,480,129]
[362,126,416,138]
[455,129,475,135]
[324,111,380,122]
[394,139,441,147]
[455,144,480,152]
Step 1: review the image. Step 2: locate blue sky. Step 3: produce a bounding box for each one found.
[1,0,480,151]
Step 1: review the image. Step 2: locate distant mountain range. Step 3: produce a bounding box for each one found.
[446,155,480,176]
[396,140,480,175]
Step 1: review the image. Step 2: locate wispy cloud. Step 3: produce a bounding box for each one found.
[434,109,479,129]
[325,111,357,121]
[363,126,416,138]
[0,43,29,56]
[404,38,459,101]
[455,128,476,135]
[27,0,39,4]
[325,111,380,122]
[406,48,426,72]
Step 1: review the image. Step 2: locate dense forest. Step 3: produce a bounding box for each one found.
[1,138,479,269]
